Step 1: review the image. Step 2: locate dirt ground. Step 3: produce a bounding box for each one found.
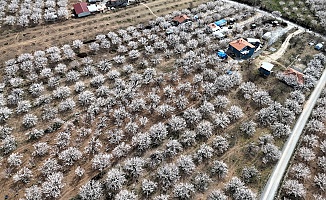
[0,0,205,62]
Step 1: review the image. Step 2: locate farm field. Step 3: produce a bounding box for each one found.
[232,0,326,35]
[0,0,206,61]
[0,0,325,200]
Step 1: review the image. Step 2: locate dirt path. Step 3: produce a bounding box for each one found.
[258,29,303,67]
[0,0,205,62]
[268,29,303,61]
[237,12,262,27]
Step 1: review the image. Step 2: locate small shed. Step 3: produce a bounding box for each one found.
[74,2,91,18]
[217,50,228,59]
[315,43,323,50]
[259,62,274,76]
[214,19,227,27]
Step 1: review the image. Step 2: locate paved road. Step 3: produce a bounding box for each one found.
[260,64,326,200]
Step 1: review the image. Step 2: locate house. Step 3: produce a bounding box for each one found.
[259,62,274,76]
[228,38,255,59]
[217,50,228,59]
[172,15,192,25]
[247,38,261,48]
[284,68,304,84]
[106,0,128,8]
[315,43,323,50]
[214,19,227,27]
[73,2,91,18]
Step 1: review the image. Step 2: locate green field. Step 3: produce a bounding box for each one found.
[234,0,325,34]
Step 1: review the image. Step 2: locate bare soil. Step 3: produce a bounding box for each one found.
[0,0,203,62]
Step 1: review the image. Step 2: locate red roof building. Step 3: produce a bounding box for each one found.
[74,2,91,18]
[228,38,256,59]
[229,38,255,51]
[172,15,191,24]
[284,68,304,84]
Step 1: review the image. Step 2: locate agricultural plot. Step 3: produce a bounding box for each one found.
[232,0,326,35]
[0,0,69,27]
[0,0,208,62]
[281,85,326,199]
[0,0,325,200]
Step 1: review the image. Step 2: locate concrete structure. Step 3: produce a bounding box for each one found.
[228,38,255,59]
[259,62,274,76]
[73,2,91,18]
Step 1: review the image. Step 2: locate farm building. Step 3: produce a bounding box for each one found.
[315,43,323,50]
[284,68,304,84]
[106,0,128,8]
[228,38,255,59]
[172,15,192,25]
[73,2,91,18]
[247,38,261,48]
[259,62,274,76]
[214,19,227,27]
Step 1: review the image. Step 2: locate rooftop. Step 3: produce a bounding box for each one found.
[74,2,90,15]
[284,68,304,84]
[229,38,255,51]
[261,62,274,71]
[173,15,190,24]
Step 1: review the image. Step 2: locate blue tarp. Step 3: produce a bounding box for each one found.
[315,43,323,50]
[214,19,227,27]
[217,50,228,59]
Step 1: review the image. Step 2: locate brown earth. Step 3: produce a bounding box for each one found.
[0,0,205,62]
